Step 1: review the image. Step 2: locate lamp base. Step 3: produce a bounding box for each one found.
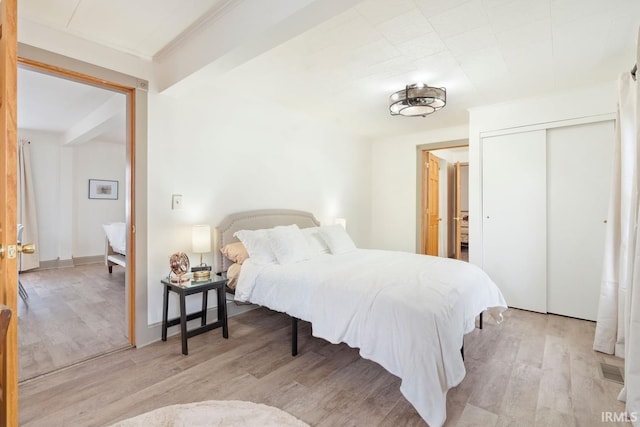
[193,270,211,281]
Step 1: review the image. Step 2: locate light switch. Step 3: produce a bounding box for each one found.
[172,194,183,210]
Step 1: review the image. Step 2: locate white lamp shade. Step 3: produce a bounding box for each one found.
[192,225,211,254]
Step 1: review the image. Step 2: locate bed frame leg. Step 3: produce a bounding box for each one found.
[479,312,483,329]
[292,317,298,356]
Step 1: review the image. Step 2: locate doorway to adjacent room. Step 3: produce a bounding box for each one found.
[419,144,469,261]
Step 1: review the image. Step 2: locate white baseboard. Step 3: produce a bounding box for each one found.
[136,301,257,348]
[28,255,103,271]
[31,258,74,271]
[72,255,103,265]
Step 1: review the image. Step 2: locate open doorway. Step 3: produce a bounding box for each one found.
[16,63,132,381]
[419,145,469,261]
[454,162,469,261]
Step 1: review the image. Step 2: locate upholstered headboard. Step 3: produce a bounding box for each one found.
[214,209,320,273]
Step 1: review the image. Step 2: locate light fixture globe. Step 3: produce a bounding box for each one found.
[389,83,446,117]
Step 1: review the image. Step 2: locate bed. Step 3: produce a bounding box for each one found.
[214,209,507,426]
[103,222,126,273]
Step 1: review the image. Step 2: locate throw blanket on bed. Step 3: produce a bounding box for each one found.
[235,249,507,427]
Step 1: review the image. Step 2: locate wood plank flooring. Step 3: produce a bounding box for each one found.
[18,263,130,381]
[19,307,629,426]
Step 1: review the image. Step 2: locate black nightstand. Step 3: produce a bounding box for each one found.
[161,275,228,355]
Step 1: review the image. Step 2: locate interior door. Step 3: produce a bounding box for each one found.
[454,162,462,260]
[482,130,547,313]
[426,152,440,256]
[547,121,614,321]
[0,0,19,424]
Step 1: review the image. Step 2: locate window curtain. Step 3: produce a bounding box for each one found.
[593,27,640,422]
[18,138,40,271]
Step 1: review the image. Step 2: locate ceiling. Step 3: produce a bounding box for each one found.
[17,0,228,59]
[18,67,126,144]
[17,0,640,138]
[16,0,223,145]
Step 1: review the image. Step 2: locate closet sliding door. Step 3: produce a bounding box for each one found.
[482,121,613,318]
[482,130,547,313]
[547,121,613,321]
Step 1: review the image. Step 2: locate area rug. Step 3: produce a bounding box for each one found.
[109,400,309,427]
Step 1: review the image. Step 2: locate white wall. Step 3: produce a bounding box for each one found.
[18,130,126,261]
[146,86,372,324]
[370,126,468,252]
[468,81,617,266]
[73,141,126,256]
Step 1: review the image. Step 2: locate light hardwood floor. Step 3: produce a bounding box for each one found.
[18,263,130,381]
[19,307,628,426]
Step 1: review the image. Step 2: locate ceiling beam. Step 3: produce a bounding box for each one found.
[63,94,125,145]
[154,0,362,94]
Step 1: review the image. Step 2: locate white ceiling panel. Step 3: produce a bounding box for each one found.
[18,0,80,28]
[348,39,402,70]
[552,13,612,80]
[502,40,555,93]
[412,51,464,78]
[480,0,518,9]
[69,0,160,51]
[376,9,435,45]
[457,47,510,83]
[396,33,447,60]
[551,0,621,26]
[495,19,552,52]
[355,0,416,25]
[428,0,490,39]
[414,0,472,18]
[275,10,361,60]
[485,0,550,33]
[68,0,219,57]
[20,0,224,58]
[292,10,379,57]
[18,0,640,137]
[444,25,499,57]
[603,2,640,57]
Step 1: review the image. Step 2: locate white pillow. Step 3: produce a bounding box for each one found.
[268,225,313,264]
[234,229,277,265]
[317,224,357,254]
[103,222,126,254]
[302,227,330,255]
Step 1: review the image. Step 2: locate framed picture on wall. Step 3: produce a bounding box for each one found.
[88,179,118,200]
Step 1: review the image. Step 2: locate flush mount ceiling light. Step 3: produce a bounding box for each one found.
[389,83,446,117]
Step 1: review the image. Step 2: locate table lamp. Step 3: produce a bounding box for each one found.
[192,224,211,280]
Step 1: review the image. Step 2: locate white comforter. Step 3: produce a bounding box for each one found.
[235,249,507,426]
